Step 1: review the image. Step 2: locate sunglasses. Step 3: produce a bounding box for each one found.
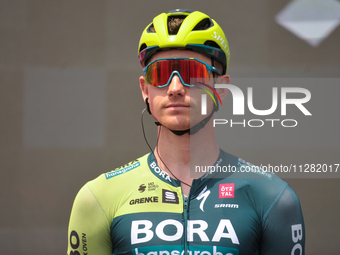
[143,58,222,88]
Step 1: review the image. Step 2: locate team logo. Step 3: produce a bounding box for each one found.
[129,196,159,205]
[148,182,159,191]
[219,183,234,198]
[105,160,140,179]
[162,189,179,204]
[214,204,239,209]
[196,186,210,212]
[138,184,146,193]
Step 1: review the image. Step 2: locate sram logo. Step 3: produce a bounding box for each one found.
[131,219,239,245]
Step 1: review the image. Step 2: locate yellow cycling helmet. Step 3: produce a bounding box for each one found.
[138,9,230,74]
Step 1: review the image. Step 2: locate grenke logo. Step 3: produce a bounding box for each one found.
[201,84,312,128]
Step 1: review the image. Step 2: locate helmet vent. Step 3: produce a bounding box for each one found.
[167,15,187,35]
[193,18,212,31]
[148,23,156,33]
[139,43,147,52]
[204,40,221,49]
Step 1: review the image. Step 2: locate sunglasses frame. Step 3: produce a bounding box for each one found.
[143,57,222,88]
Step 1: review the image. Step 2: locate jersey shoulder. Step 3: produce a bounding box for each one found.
[219,150,298,217]
[86,153,150,195]
[75,153,151,215]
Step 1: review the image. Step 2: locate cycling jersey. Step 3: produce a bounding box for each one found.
[67,149,305,255]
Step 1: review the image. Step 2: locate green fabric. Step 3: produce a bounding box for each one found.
[67,150,305,255]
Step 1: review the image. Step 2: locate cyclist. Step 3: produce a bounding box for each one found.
[67,9,305,255]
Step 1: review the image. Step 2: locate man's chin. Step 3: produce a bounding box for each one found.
[157,115,209,132]
[157,120,190,132]
[162,121,204,132]
[164,124,190,132]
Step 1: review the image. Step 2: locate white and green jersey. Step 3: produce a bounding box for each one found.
[67,150,305,255]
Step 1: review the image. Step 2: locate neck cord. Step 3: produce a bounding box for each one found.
[141,108,192,187]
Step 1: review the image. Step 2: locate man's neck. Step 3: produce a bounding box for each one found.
[154,120,220,193]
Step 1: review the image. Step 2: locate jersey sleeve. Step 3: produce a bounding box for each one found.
[67,184,112,255]
[260,185,305,255]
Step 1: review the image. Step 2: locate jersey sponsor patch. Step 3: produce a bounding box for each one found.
[133,245,239,255]
[138,184,146,193]
[148,182,159,191]
[138,182,160,193]
[162,189,179,204]
[105,161,140,179]
[131,219,239,245]
[129,196,159,205]
[214,203,239,209]
[149,161,172,183]
[219,183,234,198]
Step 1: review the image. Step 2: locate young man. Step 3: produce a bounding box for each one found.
[67,9,305,255]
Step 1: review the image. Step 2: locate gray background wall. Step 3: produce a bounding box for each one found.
[0,0,339,254]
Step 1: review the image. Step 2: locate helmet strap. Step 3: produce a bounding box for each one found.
[145,98,152,114]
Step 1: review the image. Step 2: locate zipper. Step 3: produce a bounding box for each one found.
[183,178,196,255]
[183,195,189,255]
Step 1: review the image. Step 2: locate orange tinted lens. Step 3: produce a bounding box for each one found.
[146,59,210,86]
[180,59,210,85]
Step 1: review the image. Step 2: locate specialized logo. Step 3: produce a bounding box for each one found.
[138,184,146,193]
[105,160,140,179]
[162,189,179,204]
[129,196,159,205]
[196,186,211,212]
[211,31,229,50]
[219,183,234,198]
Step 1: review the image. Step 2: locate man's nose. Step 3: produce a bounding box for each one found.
[167,74,186,96]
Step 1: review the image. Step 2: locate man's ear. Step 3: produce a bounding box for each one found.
[215,74,230,101]
[139,76,148,101]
